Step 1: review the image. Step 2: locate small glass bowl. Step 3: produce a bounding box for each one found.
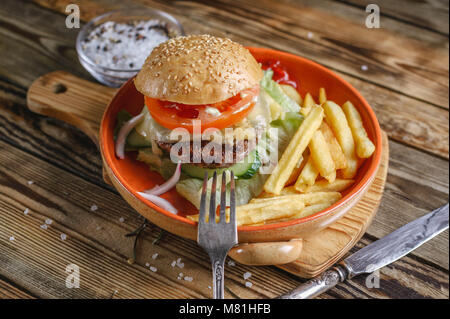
[76,8,185,87]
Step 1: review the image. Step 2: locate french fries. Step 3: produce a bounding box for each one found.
[187,200,305,226]
[301,92,315,116]
[322,101,358,179]
[281,84,302,105]
[320,121,347,170]
[264,105,324,195]
[298,179,355,193]
[342,101,375,158]
[319,87,327,104]
[263,90,283,121]
[295,156,319,187]
[309,130,336,183]
[250,192,341,206]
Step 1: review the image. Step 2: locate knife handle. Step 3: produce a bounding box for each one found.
[277,265,348,299]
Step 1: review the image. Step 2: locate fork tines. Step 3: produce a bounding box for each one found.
[199,171,236,225]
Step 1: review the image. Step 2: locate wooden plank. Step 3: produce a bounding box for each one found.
[0,139,447,299]
[366,139,449,269]
[1,0,448,157]
[0,277,36,299]
[340,0,449,35]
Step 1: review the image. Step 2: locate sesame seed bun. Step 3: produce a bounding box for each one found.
[134,34,263,105]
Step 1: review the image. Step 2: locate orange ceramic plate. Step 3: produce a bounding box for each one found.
[100,47,382,233]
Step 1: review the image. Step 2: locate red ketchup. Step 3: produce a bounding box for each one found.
[261,60,298,88]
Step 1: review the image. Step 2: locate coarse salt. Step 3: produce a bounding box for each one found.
[119,217,125,223]
[152,253,159,260]
[184,276,193,282]
[81,20,170,70]
[27,180,34,185]
[40,224,48,230]
[245,281,253,288]
[90,204,98,211]
[171,261,177,267]
[24,208,29,215]
[60,233,67,241]
[9,236,14,241]
[243,272,252,280]
[361,65,368,71]
[150,266,157,272]
[45,218,53,225]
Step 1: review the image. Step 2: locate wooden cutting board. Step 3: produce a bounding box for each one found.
[27,71,388,279]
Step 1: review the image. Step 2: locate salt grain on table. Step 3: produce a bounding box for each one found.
[245,281,253,288]
[9,236,14,241]
[27,180,34,185]
[81,20,170,70]
[60,233,67,241]
[45,218,53,225]
[150,266,157,272]
[243,272,252,280]
[119,217,125,223]
[40,224,48,230]
[90,204,98,211]
[152,253,158,260]
[24,208,29,215]
[184,276,193,282]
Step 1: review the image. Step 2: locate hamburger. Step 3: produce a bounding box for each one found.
[118,34,303,208]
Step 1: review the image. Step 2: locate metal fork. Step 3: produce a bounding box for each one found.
[197,171,238,299]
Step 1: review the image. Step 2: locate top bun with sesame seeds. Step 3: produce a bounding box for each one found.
[134,34,263,105]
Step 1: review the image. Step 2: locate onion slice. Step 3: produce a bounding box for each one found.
[115,113,144,159]
[137,192,178,214]
[145,161,181,196]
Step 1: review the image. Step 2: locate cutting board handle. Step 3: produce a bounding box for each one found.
[27,71,117,147]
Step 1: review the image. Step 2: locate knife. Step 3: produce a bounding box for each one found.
[278,203,449,299]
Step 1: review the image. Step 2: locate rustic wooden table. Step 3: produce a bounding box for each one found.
[0,0,448,299]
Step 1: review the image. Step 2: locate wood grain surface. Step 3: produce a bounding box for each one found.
[0,0,448,299]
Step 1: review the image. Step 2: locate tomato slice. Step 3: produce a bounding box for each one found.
[145,87,259,133]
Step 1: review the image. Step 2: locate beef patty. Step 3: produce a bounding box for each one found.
[157,139,256,168]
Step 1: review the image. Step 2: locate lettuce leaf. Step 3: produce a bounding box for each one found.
[261,69,301,113]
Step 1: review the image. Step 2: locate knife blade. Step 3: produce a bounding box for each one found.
[278,203,449,299]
